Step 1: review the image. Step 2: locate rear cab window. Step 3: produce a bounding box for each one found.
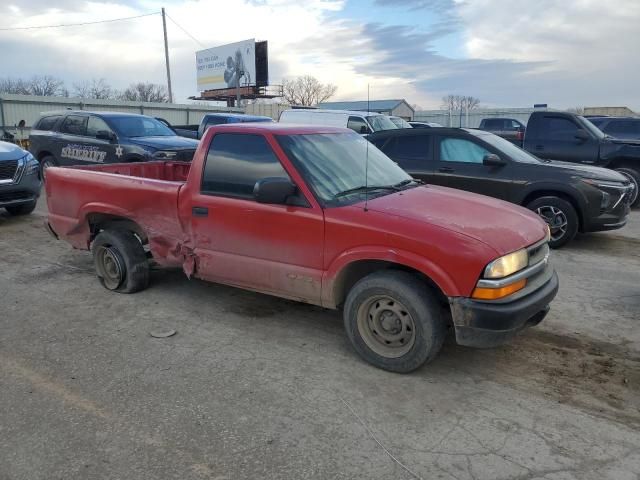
[36,115,62,131]
[201,133,290,198]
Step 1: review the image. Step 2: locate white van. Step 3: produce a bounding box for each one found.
[279,109,400,134]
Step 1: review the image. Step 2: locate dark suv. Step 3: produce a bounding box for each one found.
[369,128,633,248]
[587,117,640,141]
[29,111,199,179]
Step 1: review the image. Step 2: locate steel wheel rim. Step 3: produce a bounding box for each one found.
[617,171,638,205]
[536,206,568,241]
[356,295,416,358]
[95,245,125,290]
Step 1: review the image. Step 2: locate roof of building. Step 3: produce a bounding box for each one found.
[317,99,413,112]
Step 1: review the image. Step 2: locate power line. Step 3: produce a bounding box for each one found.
[165,13,205,47]
[0,11,160,31]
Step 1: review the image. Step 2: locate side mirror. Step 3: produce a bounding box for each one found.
[253,177,296,204]
[96,130,115,142]
[574,129,589,142]
[483,154,506,167]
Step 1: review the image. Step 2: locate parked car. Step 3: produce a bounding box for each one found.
[369,128,633,248]
[586,116,640,141]
[279,109,399,134]
[195,113,274,139]
[479,117,526,146]
[45,124,557,373]
[155,118,199,139]
[389,116,412,128]
[0,141,41,216]
[409,121,442,128]
[523,111,640,206]
[29,111,199,180]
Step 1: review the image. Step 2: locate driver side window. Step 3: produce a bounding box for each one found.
[87,116,113,138]
[439,138,490,164]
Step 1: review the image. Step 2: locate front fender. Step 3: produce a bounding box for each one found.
[322,245,463,308]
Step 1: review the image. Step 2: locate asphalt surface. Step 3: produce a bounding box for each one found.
[1,201,638,480]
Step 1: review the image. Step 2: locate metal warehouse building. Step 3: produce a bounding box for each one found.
[317,99,414,120]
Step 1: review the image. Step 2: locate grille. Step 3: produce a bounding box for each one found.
[0,190,33,202]
[0,160,18,180]
[176,149,196,162]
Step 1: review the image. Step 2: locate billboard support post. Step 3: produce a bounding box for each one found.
[161,7,174,103]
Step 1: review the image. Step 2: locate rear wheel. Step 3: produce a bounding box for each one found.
[614,167,639,207]
[40,155,57,182]
[92,229,149,293]
[5,201,37,216]
[526,196,578,249]
[343,270,446,373]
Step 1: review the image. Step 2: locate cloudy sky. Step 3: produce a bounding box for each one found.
[2,0,640,110]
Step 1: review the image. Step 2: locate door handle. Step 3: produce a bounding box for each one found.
[438,167,454,173]
[192,206,208,217]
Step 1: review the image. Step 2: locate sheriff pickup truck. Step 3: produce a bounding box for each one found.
[45,124,558,372]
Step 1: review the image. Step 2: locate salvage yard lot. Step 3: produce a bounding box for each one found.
[1,203,639,479]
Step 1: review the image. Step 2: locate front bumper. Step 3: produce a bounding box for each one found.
[449,271,559,348]
[0,170,41,208]
[583,184,633,233]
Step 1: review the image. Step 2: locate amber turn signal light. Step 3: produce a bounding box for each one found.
[472,279,527,300]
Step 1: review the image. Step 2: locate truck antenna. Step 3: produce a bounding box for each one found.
[364,83,370,212]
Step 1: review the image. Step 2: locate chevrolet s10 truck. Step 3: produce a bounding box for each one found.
[46,124,557,372]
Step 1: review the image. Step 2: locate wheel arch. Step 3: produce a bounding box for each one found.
[521,189,584,231]
[86,212,148,245]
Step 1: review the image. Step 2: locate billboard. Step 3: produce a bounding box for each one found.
[196,39,256,91]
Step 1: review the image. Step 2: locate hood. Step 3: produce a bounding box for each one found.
[0,141,27,161]
[538,160,628,182]
[128,136,199,150]
[363,185,547,255]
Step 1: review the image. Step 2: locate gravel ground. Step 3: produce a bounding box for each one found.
[0,201,638,480]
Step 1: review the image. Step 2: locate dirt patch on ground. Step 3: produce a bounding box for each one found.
[440,329,640,427]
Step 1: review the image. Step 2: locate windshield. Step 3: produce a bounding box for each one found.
[276,132,411,206]
[366,115,400,132]
[390,117,412,128]
[468,130,542,163]
[578,115,606,139]
[109,116,176,137]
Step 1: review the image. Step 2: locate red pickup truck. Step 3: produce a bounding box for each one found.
[46,124,558,372]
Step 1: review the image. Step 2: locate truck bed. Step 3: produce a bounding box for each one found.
[46,161,190,263]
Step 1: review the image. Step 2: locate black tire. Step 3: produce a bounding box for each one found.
[614,167,639,207]
[39,155,58,182]
[343,270,446,373]
[92,229,149,293]
[526,196,578,249]
[5,201,37,216]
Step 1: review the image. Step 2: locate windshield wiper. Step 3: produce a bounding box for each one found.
[333,184,401,199]
[393,178,423,188]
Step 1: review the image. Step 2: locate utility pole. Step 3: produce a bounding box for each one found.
[161,8,173,103]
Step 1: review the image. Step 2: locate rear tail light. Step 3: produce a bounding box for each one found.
[516,130,524,141]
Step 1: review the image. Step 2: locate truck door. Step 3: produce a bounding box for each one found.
[433,135,513,200]
[188,133,325,304]
[530,114,599,164]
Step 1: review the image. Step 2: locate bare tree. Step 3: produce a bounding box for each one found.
[28,75,67,96]
[119,82,169,103]
[0,77,30,95]
[282,76,337,106]
[441,94,480,126]
[73,78,113,99]
[460,95,480,111]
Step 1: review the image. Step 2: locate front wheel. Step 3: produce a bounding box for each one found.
[614,167,639,207]
[92,229,149,293]
[39,155,58,182]
[343,270,446,373]
[526,196,579,249]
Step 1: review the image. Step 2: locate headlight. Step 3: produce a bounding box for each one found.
[24,153,40,175]
[152,150,178,159]
[483,248,528,279]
